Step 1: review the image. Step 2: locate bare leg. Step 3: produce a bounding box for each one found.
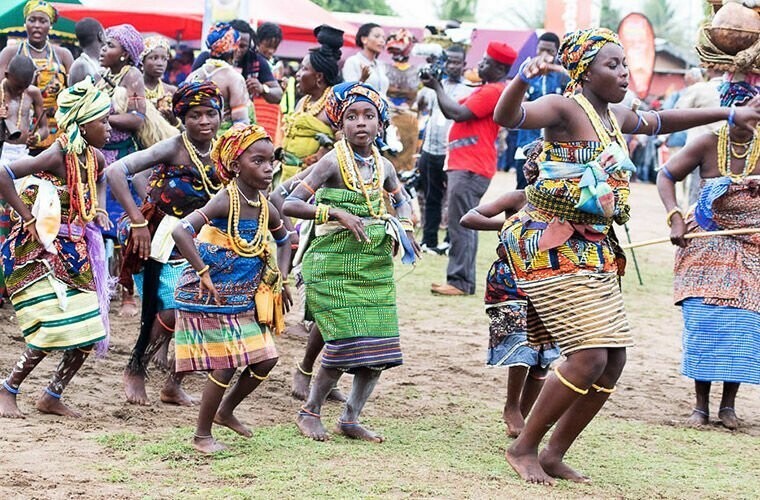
[37,347,92,417]
[152,337,171,372]
[291,324,323,401]
[296,366,342,441]
[686,380,711,427]
[520,366,549,417]
[193,368,235,454]
[215,358,279,437]
[118,287,139,317]
[336,368,384,442]
[124,309,175,405]
[503,365,528,438]
[539,348,626,483]
[506,348,609,486]
[718,382,740,430]
[0,348,47,418]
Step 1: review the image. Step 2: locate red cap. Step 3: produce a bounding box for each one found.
[486,41,517,66]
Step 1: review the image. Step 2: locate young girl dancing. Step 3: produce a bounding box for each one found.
[171,123,292,453]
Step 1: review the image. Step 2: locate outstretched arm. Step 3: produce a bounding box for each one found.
[420,75,473,122]
[460,191,527,230]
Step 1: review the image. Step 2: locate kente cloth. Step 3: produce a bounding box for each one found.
[174,219,265,314]
[301,187,399,343]
[281,107,334,160]
[174,309,277,373]
[1,172,97,295]
[55,76,112,155]
[558,28,621,96]
[17,41,66,151]
[675,179,760,313]
[133,259,187,310]
[12,277,105,351]
[486,301,561,368]
[320,336,403,373]
[681,298,759,384]
[518,272,633,355]
[503,140,631,282]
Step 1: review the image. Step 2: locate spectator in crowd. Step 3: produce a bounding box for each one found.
[342,23,388,96]
[422,41,517,296]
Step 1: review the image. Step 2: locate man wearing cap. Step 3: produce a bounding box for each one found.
[421,40,516,296]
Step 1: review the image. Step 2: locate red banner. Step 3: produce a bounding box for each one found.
[617,13,656,99]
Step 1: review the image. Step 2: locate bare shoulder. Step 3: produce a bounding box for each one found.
[164,82,177,95]
[27,85,43,100]
[54,45,74,67]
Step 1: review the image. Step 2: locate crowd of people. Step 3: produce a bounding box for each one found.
[0,0,757,488]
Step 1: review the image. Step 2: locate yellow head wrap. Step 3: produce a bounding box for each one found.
[210,124,271,184]
[23,0,58,24]
[55,77,112,154]
[139,35,172,66]
[558,28,622,96]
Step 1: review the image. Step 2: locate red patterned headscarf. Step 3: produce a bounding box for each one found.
[171,80,224,120]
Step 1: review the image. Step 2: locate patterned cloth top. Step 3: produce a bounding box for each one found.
[174,218,265,314]
[2,172,96,295]
[146,163,222,218]
[674,179,760,313]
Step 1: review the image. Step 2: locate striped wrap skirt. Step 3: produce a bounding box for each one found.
[321,336,403,373]
[518,272,633,355]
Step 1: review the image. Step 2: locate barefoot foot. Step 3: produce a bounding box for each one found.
[505,444,555,486]
[718,407,738,430]
[336,420,384,443]
[36,393,81,417]
[685,408,709,428]
[539,449,591,483]
[291,369,311,401]
[118,297,139,318]
[192,435,227,454]
[296,412,329,441]
[214,411,253,438]
[124,370,150,405]
[0,387,25,418]
[327,386,347,403]
[160,385,198,406]
[503,406,525,438]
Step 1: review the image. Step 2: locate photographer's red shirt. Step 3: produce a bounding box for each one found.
[446,81,506,179]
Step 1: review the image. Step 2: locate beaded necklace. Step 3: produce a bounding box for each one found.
[144,80,164,102]
[334,138,385,218]
[59,137,99,239]
[181,132,221,196]
[573,94,628,154]
[716,123,760,183]
[22,40,52,65]
[0,80,25,132]
[302,86,332,116]
[99,65,131,97]
[225,178,269,257]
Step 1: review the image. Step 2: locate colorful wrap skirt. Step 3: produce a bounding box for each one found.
[486,301,561,368]
[13,278,105,351]
[175,310,277,373]
[321,337,403,373]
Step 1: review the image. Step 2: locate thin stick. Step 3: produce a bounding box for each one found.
[621,227,760,249]
[623,223,644,285]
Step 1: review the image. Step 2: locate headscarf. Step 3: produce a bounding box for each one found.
[23,0,57,23]
[105,24,144,67]
[325,81,389,129]
[211,124,271,184]
[140,35,172,66]
[559,27,622,96]
[171,80,224,120]
[206,22,239,59]
[55,76,111,154]
[719,80,759,107]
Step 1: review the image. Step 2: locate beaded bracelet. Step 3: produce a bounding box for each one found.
[315,204,330,225]
[651,111,662,136]
[131,220,149,228]
[666,207,684,227]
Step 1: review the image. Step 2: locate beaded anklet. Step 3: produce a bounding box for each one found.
[296,362,313,377]
[692,408,709,417]
[207,374,230,389]
[44,388,61,399]
[591,383,616,394]
[2,380,19,395]
[246,367,268,381]
[299,406,321,419]
[337,419,360,426]
[155,314,175,333]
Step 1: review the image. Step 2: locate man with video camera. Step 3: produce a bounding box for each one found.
[416,44,471,255]
[422,41,516,296]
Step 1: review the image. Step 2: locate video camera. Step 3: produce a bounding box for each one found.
[413,43,446,82]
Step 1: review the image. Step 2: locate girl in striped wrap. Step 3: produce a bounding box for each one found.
[171,124,292,454]
[0,77,112,419]
[494,27,760,485]
[284,82,419,443]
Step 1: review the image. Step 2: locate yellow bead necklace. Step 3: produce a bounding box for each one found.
[226,178,270,257]
[716,123,760,183]
[335,138,385,218]
[182,132,221,196]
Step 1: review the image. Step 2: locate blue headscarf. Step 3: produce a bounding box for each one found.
[325,81,389,128]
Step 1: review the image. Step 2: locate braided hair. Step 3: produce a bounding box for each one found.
[309,25,344,86]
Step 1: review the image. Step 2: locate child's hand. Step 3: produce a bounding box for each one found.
[130,225,152,260]
[333,209,370,242]
[198,273,221,305]
[669,216,687,248]
[281,284,293,313]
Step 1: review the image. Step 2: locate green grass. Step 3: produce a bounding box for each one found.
[95,410,760,499]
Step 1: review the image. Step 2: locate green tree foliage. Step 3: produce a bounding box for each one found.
[311,0,395,16]
[599,0,622,31]
[437,0,479,22]
[642,0,690,47]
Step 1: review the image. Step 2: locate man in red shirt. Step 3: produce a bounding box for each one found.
[421,41,516,295]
